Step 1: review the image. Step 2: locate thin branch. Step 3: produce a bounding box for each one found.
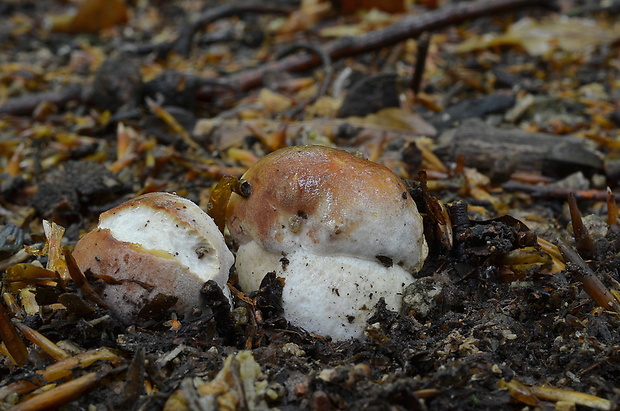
[0,84,82,116]
[138,2,294,58]
[0,0,557,116]
[503,181,620,202]
[558,241,620,315]
[409,31,432,95]
[198,0,558,99]
[277,43,333,118]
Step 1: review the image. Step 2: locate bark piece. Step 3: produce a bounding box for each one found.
[430,93,515,130]
[338,73,400,118]
[435,119,602,180]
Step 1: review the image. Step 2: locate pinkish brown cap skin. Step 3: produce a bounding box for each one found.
[226,145,428,340]
[227,145,428,274]
[73,192,233,324]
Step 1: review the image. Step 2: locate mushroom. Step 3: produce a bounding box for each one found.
[227,145,428,340]
[73,192,234,324]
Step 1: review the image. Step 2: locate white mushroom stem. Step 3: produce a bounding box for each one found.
[237,241,412,341]
[73,192,234,324]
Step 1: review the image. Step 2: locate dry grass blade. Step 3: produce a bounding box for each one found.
[38,348,122,382]
[13,321,69,361]
[0,348,122,401]
[0,380,38,402]
[537,237,566,272]
[0,300,28,366]
[2,292,24,317]
[500,378,612,410]
[43,220,69,281]
[10,368,124,411]
[530,385,612,410]
[0,249,31,272]
[146,98,201,150]
[3,264,59,290]
[498,378,540,406]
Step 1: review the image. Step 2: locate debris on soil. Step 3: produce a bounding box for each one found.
[1,0,620,409]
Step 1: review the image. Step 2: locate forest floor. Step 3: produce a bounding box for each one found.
[0,0,619,410]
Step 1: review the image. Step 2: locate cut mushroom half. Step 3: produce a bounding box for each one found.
[73,192,234,324]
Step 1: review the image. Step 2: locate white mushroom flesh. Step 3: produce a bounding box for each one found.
[98,203,221,276]
[73,192,233,323]
[236,241,412,341]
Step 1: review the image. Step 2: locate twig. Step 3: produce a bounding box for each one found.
[567,193,596,259]
[606,187,618,225]
[557,241,620,315]
[137,2,294,58]
[277,43,333,118]
[0,84,82,116]
[198,0,558,99]
[503,181,620,202]
[410,32,432,95]
[0,0,556,116]
[9,367,126,411]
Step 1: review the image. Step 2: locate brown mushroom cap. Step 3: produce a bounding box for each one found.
[227,145,428,274]
[73,192,233,324]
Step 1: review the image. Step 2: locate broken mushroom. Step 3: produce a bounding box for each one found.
[73,192,234,324]
[227,145,428,340]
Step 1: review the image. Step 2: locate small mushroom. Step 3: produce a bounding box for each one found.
[227,145,428,340]
[73,192,234,323]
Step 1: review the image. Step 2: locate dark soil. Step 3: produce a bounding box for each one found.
[1,0,619,410]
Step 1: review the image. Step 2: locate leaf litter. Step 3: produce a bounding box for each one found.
[0,0,620,409]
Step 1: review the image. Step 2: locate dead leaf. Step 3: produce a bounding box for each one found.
[276,0,332,34]
[257,88,293,114]
[455,17,620,56]
[350,107,437,136]
[46,0,128,34]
